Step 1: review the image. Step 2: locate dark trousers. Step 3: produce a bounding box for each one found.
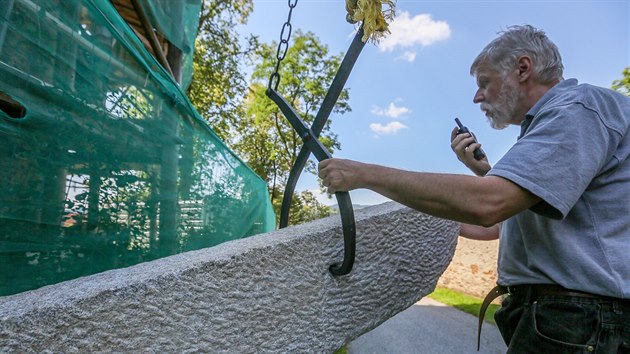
[495,290,630,353]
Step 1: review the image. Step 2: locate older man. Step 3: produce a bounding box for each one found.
[318,25,630,352]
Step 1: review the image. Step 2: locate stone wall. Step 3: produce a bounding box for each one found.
[0,202,458,353]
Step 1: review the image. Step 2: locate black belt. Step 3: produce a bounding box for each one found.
[477,284,624,351]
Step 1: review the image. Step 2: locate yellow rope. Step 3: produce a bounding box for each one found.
[345,0,395,43]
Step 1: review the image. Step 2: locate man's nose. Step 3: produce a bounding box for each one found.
[473,89,484,104]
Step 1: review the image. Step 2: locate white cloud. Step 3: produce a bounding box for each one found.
[370,121,407,135]
[397,51,417,62]
[379,12,451,52]
[371,102,411,118]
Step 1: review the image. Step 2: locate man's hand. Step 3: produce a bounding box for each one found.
[450,127,491,177]
[460,223,500,241]
[318,158,364,194]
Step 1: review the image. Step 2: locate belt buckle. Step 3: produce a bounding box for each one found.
[506,286,516,295]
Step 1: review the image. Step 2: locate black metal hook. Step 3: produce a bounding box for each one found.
[266,88,356,276]
[266,27,365,276]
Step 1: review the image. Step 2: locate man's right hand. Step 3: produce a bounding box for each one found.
[318,158,364,194]
[450,127,491,177]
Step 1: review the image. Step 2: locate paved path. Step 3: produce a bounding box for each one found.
[348,297,507,354]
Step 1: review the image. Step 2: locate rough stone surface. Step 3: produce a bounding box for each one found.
[0,202,458,353]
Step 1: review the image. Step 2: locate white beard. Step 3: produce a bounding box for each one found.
[481,78,521,130]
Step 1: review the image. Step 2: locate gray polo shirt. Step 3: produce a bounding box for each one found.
[488,78,630,298]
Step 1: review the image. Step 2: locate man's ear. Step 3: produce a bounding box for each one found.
[517,56,533,83]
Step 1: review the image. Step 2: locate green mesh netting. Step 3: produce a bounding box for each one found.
[136,0,201,88]
[0,0,275,297]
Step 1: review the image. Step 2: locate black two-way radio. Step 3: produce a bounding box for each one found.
[455,118,486,160]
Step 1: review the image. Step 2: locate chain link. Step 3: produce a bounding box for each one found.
[268,0,298,90]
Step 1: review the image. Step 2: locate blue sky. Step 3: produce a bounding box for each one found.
[237,0,629,206]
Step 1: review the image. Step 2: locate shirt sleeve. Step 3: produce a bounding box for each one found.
[487,103,615,219]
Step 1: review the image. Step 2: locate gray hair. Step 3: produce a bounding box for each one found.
[470,25,564,84]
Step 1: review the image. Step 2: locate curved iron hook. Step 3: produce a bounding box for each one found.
[329,192,356,275]
[266,88,357,275]
[279,27,366,229]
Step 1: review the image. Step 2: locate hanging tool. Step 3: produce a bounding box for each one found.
[266,0,369,276]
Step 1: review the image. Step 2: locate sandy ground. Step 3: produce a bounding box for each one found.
[437,236,499,299]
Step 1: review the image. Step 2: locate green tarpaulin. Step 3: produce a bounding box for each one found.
[0,0,275,296]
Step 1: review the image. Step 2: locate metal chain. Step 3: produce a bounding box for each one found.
[268,0,298,91]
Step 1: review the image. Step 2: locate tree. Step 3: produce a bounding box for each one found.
[187,0,257,142]
[612,67,630,97]
[291,190,334,224]
[235,30,350,224]
[188,4,343,225]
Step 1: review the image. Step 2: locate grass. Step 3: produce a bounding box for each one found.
[428,287,500,325]
[333,346,348,354]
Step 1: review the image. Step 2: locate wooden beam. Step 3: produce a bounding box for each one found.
[129,0,174,79]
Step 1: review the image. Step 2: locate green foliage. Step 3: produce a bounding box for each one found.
[428,287,499,325]
[289,190,334,226]
[189,20,346,225]
[236,31,349,224]
[187,0,257,141]
[612,67,630,97]
[188,5,345,225]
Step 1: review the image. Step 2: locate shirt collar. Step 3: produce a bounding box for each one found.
[518,78,578,139]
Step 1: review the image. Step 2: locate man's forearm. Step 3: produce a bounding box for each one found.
[358,164,487,224]
[354,163,537,226]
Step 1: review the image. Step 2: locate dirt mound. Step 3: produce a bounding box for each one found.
[437,237,499,299]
